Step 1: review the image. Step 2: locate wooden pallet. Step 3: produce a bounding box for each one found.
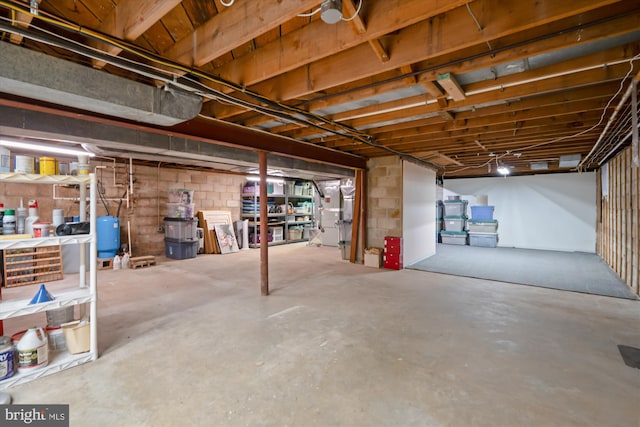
[2,245,64,287]
[130,256,156,269]
[97,258,113,270]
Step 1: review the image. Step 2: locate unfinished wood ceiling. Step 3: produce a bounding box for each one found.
[1,0,639,177]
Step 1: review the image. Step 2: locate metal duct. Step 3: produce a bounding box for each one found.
[0,41,202,126]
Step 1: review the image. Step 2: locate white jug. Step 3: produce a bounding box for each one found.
[17,327,48,371]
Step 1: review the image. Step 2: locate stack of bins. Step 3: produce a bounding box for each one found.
[164,217,199,259]
[383,236,403,270]
[440,199,468,245]
[468,205,498,247]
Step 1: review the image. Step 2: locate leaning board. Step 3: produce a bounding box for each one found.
[197,210,233,254]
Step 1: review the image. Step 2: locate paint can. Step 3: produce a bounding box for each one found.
[32,222,51,237]
[0,336,15,380]
[14,155,34,173]
[16,327,48,371]
[0,147,10,172]
[39,157,58,175]
[77,154,90,175]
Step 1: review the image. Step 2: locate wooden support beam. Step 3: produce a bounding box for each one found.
[90,0,182,69]
[369,38,390,63]
[259,150,269,296]
[9,0,39,45]
[438,111,456,121]
[437,73,466,101]
[164,0,320,68]
[350,169,363,263]
[401,65,418,86]
[343,0,367,34]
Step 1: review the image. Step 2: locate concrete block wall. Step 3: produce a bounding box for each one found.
[0,160,245,257]
[367,156,403,248]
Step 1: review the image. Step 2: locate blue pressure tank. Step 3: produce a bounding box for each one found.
[97,216,120,258]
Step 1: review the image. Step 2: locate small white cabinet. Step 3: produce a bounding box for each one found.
[0,172,98,389]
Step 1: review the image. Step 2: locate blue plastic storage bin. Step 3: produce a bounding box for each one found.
[470,205,494,221]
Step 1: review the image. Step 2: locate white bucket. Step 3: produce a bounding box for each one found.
[17,327,48,371]
[0,147,10,172]
[52,208,65,227]
[14,155,34,173]
[32,222,51,237]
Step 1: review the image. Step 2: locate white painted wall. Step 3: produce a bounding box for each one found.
[403,161,437,265]
[443,172,596,252]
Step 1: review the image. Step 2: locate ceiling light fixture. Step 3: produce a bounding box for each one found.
[497,166,510,175]
[321,0,343,24]
[0,139,95,157]
[246,176,285,184]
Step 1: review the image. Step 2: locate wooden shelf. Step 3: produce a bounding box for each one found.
[3,245,63,287]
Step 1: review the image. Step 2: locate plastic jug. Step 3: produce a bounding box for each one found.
[16,327,48,371]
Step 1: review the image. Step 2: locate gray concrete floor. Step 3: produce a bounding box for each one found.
[4,243,640,426]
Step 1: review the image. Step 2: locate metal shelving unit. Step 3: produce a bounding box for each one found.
[0,172,97,389]
[241,180,315,246]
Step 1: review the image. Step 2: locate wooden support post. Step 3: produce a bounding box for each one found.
[360,169,367,260]
[350,170,363,263]
[259,151,269,296]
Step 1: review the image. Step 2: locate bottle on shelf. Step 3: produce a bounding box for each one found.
[0,202,4,235]
[25,199,39,237]
[2,208,16,235]
[17,199,27,234]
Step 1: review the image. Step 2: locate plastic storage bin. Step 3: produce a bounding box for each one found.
[165,238,198,259]
[164,217,198,241]
[443,216,466,232]
[61,320,90,354]
[289,228,303,240]
[469,232,498,247]
[167,203,195,219]
[443,200,468,217]
[168,188,194,203]
[467,220,498,233]
[440,230,468,245]
[470,205,494,221]
[269,226,284,242]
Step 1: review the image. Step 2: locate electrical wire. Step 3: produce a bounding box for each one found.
[342,0,363,22]
[297,7,321,17]
[0,2,373,144]
[444,53,640,177]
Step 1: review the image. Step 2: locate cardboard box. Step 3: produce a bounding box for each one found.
[364,247,383,268]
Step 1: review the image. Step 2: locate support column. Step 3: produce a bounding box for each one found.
[259,151,269,296]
